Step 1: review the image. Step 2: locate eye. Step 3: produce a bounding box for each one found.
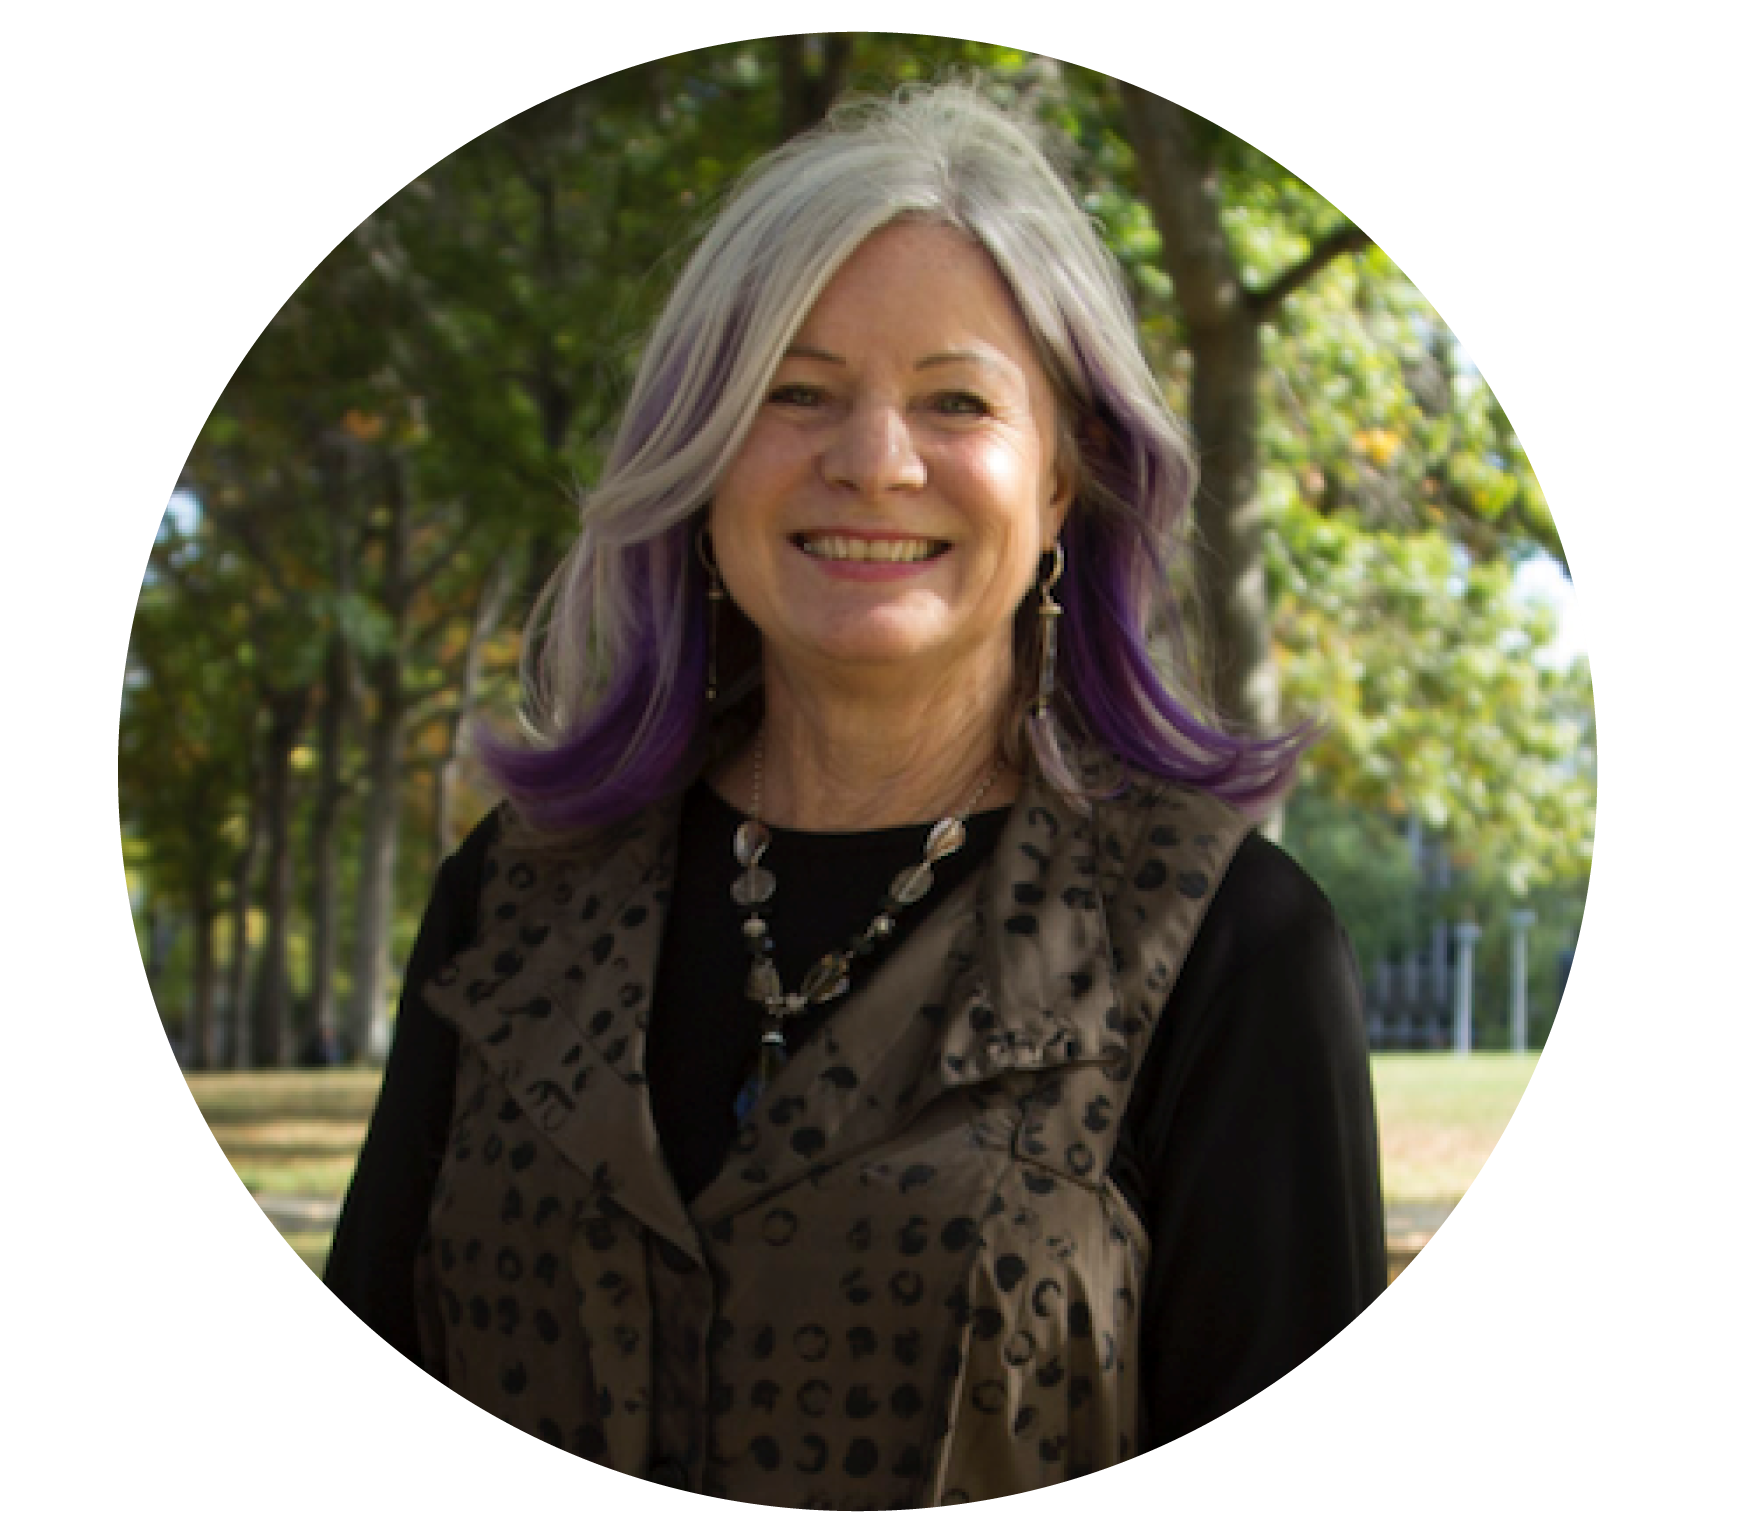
[767,383,824,408]
[929,391,990,417]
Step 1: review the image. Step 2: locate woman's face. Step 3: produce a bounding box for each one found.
[710,221,1071,701]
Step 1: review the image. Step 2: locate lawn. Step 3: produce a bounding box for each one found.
[1364,1054,1561,1244]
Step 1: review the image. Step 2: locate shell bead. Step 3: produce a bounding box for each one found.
[801,952,852,1004]
[732,865,776,906]
[924,817,966,862]
[889,863,936,906]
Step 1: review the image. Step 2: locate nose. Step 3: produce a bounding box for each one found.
[821,400,926,497]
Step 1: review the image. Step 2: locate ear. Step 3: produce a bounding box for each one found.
[1042,502,1072,559]
[1045,419,1079,538]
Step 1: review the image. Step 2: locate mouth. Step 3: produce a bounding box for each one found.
[791,533,951,564]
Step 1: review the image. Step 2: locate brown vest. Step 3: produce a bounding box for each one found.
[415,765,1249,1507]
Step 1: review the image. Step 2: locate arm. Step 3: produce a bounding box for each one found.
[1122,834,1386,1447]
[321,812,498,1364]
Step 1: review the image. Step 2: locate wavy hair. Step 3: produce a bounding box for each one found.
[481,81,1311,829]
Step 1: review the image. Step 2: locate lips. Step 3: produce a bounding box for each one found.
[793,533,950,563]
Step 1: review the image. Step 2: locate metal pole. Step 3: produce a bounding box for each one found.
[1453,922,1481,1056]
[1509,909,1535,1052]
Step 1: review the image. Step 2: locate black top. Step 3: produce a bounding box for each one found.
[326,782,1384,1450]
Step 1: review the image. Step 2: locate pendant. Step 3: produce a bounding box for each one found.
[734,1027,790,1123]
[733,1070,762,1125]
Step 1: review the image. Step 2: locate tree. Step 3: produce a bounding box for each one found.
[1116,86,1369,740]
[122,512,259,1066]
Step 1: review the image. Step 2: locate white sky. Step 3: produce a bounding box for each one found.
[1518,555,1750,660]
[1455,339,1758,372]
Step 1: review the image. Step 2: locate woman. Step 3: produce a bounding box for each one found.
[325,83,1383,1508]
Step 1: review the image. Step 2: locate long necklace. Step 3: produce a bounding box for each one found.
[730,732,1003,1115]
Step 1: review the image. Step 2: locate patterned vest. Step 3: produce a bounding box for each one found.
[415,765,1249,1507]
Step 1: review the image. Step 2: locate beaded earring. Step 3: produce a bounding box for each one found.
[697,525,725,703]
[1030,541,1065,719]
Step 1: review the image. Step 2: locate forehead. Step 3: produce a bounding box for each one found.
[795,222,1048,379]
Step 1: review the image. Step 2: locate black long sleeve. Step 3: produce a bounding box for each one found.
[324,803,1384,1444]
[321,812,497,1363]
[1116,832,1385,1445]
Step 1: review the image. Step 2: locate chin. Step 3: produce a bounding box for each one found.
[789,619,956,673]
[809,639,941,673]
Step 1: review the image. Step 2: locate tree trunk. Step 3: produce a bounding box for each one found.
[778,33,853,139]
[349,661,405,1065]
[346,452,412,1065]
[186,876,218,1071]
[1117,84,1279,739]
[1189,320,1280,731]
[1118,87,1369,735]
[225,762,265,1069]
[252,685,309,1067]
[435,553,515,859]
[306,635,349,1059]
[309,434,360,1064]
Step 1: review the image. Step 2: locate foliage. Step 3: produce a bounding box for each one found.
[1270,504,1595,895]
[1279,785,1425,973]
[1282,785,1587,1053]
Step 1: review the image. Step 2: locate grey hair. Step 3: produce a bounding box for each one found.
[492,79,1299,829]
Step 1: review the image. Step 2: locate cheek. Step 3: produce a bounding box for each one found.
[706,503,770,626]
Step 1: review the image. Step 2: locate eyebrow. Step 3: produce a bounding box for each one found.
[781,344,1014,376]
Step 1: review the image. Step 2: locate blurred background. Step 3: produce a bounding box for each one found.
[120,38,1610,1082]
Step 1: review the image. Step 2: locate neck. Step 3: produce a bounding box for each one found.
[718,652,1022,832]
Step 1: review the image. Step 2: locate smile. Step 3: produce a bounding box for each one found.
[794,534,949,563]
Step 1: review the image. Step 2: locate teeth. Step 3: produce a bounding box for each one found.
[800,535,943,563]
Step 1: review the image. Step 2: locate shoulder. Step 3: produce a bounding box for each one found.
[462,801,510,859]
[1168,826,1364,1057]
[1208,830,1346,960]
[413,804,513,955]
[1099,770,1335,936]
[439,804,508,893]
[1092,773,1256,902]
[1078,765,1360,1037]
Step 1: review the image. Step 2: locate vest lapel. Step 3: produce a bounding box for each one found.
[422,798,704,1257]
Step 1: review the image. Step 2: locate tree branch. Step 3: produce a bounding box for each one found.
[1249,222,1372,316]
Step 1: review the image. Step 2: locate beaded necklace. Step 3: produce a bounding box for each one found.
[729,732,1002,1116]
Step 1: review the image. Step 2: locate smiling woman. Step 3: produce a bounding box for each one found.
[323,81,1384,1507]
[708,220,1072,816]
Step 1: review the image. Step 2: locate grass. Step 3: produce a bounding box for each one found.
[1369,1053,1538,1203]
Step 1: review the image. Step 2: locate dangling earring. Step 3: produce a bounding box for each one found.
[697,525,725,703]
[1031,541,1064,719]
